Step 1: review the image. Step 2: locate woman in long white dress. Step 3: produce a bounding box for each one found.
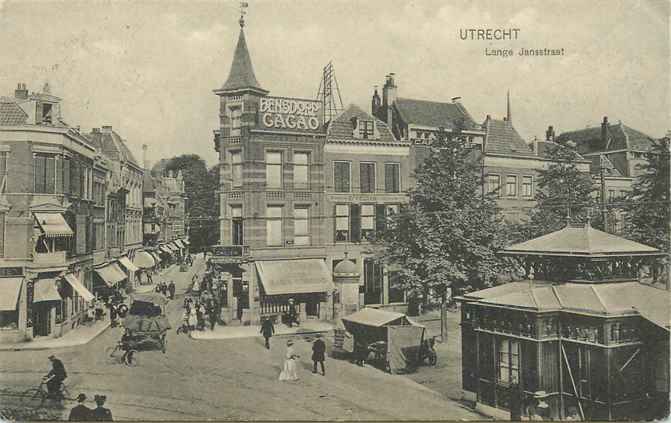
[279,340,300,381]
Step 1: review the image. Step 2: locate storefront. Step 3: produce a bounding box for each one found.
[132,250,157,285]
[0,277,24,343]
[93,262,128,298]
[117,255,140,290]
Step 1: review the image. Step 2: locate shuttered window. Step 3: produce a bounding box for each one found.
[375,205,386,233]
[62,157,70,194]
[360,162,375,193]
[384,163,400,193]
[334,161,351,193]
[76,215,87,255]
[350,204,361,243]
[70,160,80,197]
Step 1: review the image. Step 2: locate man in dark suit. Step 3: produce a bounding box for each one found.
[92,395,113,421]
[260,317,275,349]
[45,355,67,398]
[68,393,91,421]
[312,334,326,375]
[287,298,298,328]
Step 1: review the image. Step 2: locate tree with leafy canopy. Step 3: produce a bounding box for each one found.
[161,155,219,251]
[509,141,597,243]
[623,138,670,281]
[376,126,509,329]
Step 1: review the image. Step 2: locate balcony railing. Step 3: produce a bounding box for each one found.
[33,251,67,266]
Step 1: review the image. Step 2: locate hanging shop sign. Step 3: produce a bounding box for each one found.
[258,97,323,133]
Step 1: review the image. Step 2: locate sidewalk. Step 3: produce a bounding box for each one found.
[0,318,110,351]
[190,320,334,341]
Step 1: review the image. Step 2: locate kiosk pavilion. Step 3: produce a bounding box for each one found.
[458,220,669,421]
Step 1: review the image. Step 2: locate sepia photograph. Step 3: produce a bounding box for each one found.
[0,0,669,421]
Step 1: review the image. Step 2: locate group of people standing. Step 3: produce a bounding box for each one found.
[155,281,176,299]
[181,295,222,332]
[68,394,113,421]
[278,335,327,381]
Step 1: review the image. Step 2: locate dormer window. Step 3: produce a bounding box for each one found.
[40,103,53,124]
[359,120,374,139]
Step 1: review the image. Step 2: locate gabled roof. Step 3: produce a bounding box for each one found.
[327,104,397,143]
[502,222,660,257]
[86,129,141,169]
[393,98,480,131]
[587,154,622,176]
[483,117,535,157]
[557,122,656,154]
[465,281,670,330]
[0,97,28,126]
[219,28,267,94]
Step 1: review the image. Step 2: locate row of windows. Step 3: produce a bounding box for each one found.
[229,203,400,247]
[487,174,534,198]
[33,154,94,199]
[333,161,401,193]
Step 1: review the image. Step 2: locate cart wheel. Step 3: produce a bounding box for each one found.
[429,354,437,366]
[161,336,167,354]
[126,350,139,367]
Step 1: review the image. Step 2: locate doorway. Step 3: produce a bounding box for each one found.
[306,300,320,319]
[32,303,52,337]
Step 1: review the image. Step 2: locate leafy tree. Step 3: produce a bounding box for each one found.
[376,127,508,319]
[163,155,219,251]
[623,138,670,252]
[510,142,597,242]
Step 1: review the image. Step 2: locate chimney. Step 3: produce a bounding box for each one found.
[382,73,397,127]
[142,144,149,170]
[545,125,555,142]
[101,125,113,134]
[601,116,609,148]
[14,83,28,100]
[371,85,381,117]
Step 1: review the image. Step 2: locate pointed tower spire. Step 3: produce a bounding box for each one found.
[216,2,268,96]
[506,90,512,123]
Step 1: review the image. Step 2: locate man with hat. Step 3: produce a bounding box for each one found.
[44,355,67,398]
[287,298,298,328]
[312,334,326,376]
[260,316,275,349]
[92,394,113,421]
[68,394,92,421]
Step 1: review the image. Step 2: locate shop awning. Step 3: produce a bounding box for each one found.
[118,256,139,273]
[133,251,156,269]
[0,278,23,311]
[94,263,127,287]
[34,213,74,238]
[255,259,334,295]
[159,245,172,254]
[174,240,186,249]
[149,251,162,263]
[183,239,190,245]
[63,273,94,302]
[342,308,410,328]
[33,278,61,302]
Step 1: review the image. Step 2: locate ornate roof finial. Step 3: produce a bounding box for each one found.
[239,1,248,28]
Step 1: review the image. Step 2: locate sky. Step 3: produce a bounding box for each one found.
[0,0,668,167]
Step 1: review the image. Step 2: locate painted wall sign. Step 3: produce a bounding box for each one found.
[258,97,323,133]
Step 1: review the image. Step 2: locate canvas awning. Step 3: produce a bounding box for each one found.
[63,273,94,302]
[33,278,61,302]
[34,213,74,238]
[133,251,156,269]
[118,256,139,273]
[174,240,186,249]
[342,308,409,328]
[0,278,23,311]
[94,263,127,287]
[255,259,334,295]
[149,251,162,263]
[159,245,172,254]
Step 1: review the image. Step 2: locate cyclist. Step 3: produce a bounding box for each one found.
[120,328,134,364]
[44,355,67,398]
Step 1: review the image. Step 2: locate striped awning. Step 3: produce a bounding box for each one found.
[94,263,127,287]
[33,278,61,302]
[169,242,181,251]
[34,213,74,238]
[63,273,94,302]
[174,240,186,249]
[159,245,172,254]
[0,278,23,311]
[149,251,162,263]
[118,256,139,273]
[133,251,156,269]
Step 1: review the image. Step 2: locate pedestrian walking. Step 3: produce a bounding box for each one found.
[260,317,274,349]
[197,302,206,330]
[207,303,217,331]
[312,334,326,375]
[188,306,198,331]
[286,298,298,328]
[68,393,91,421]
[109,304,118,328]
[91,394,113,421]
[168,281,176,299]
[278,340,299,381]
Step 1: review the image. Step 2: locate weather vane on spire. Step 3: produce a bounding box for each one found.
[239,1,249,28]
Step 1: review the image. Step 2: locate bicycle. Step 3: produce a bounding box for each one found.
[20,380,71,408]
[105,341,139,366]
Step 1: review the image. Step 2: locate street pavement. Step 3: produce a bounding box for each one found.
[0,255,482,420]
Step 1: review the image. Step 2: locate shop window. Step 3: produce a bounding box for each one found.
[360,162,375,193]
[293,206,310,246]
[230,151,242,187]
[363,258,383,305]
[384,163,400,193]
[231,205,243,245]
[335,204,349,242]
[506,175,517,197]
[334,161,351,193]
[0,310,18,329]
[522,176,533,197]
[266,206,282,246]
[498,338,520,385]
[293,152,309,189]
[487,174,500,196]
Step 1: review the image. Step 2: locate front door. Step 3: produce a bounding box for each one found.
[32,303,51,337]
[306,300,319,319]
